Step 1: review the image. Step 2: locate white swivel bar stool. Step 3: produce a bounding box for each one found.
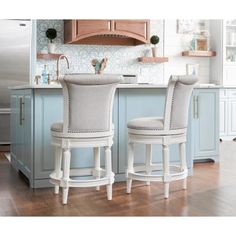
[50,74,122,204]
[126,75,198,199]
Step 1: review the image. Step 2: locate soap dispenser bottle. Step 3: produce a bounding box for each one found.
[41,65,49,84]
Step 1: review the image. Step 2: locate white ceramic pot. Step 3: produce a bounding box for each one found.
[152,47,157,57]
[48,43,56,53]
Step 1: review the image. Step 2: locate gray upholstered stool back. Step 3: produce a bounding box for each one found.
[164,75,198,130]
[60,74,122,134]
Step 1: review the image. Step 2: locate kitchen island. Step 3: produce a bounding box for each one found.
[10,84,219,188]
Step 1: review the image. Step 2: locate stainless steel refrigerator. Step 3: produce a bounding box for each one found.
[0,20,31,145]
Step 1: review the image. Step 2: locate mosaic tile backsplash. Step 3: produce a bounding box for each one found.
[36,20,165,84]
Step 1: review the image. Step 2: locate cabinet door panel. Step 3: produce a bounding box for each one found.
[10,95,18,158]
[228,99,236,135]
[75,20,111,37]
[10,91,32,181]
[193,90,219,159]
[22,94,32,177]
[34,91,63,178]
[17,95,24,170]
[10,94,19,170]
[228,89,236,98]
[113,20,149,40]
[220,99,227,136]
[64,20,74,43]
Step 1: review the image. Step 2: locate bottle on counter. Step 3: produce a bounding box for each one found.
[190,36,196,51]
[34,75,41,85]
[47,74,52,84]
[41,65,49,84]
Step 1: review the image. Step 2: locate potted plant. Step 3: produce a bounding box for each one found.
[150,35,160,57]
[46,28,57,53]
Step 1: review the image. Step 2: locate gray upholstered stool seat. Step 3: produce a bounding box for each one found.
[51,122,115,138]
[127,117,164,130]
[51,122,115,133]
[127,117,186,136]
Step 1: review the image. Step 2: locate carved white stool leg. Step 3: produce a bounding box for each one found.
[145,144,152,186]
[54,147,62,194]
[105,146,113,200]
[180,142,187,190]
[62,148,71,205]
[163,144,170,199]
[93,147,100,191]
[126,142,134,194]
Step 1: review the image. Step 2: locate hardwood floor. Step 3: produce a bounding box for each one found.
[1,141,236,216]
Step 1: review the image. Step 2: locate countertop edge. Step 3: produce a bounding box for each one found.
[9,83,223,90]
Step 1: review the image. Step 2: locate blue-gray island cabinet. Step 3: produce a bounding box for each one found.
[10,85,219,188]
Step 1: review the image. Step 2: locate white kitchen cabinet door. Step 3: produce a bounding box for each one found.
[228,99,236,135]
[220,98,228,136]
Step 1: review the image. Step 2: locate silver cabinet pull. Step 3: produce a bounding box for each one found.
[193,95,199,119]
[193,96,196,119]
[193,96,195,118]
[19,97,25,125]
[196,95,199,119]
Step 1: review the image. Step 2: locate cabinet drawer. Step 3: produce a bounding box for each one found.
[227,89,236,98]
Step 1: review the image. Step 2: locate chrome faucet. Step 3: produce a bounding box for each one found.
[56,55,70,81]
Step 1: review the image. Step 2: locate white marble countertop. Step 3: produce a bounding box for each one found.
[219,86,236,89]
[9,83,222,90]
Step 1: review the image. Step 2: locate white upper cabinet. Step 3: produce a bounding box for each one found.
[224,20,236,85]
[210,19,236,85]
[225,20,236,64]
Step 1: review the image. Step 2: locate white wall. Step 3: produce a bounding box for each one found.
[164,20,210,83]
[36,19,212,84]
[209,20,223,85]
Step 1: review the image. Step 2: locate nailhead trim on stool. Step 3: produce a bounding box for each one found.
[50,74,122,204]
[126,75,198,199]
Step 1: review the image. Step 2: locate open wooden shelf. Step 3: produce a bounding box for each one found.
[182,51,216,57]
[37,53,63,60]
[138,57,169,63]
